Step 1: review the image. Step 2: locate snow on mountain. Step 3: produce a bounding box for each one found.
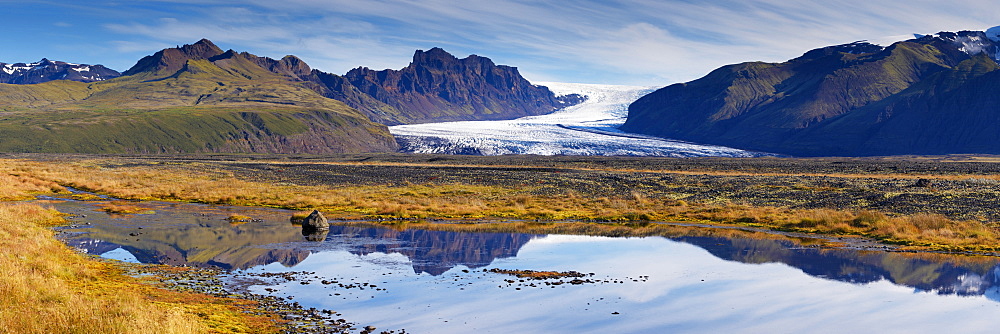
[932,30,1000,61]
[390,82,771,157]
[0,59,120,84]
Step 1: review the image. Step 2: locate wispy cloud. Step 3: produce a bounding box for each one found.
[10,0,1000,85]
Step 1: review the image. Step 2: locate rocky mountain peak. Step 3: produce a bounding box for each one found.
[237,52,314,79]
[909,30,1000,62]
[795,41,885,62]
[339,47,572,124]
[412,47,460,69]
[171,39,225,60]
[123,39,225,76]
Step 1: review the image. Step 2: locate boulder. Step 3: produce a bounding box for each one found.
[301,210,329,232]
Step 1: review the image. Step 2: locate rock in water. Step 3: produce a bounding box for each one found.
[301,210,329,232]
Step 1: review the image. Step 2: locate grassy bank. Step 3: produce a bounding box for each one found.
[3,155,1000,252]
[0,188,280,332]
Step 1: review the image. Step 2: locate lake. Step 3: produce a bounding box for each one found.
[49,196,1000,333]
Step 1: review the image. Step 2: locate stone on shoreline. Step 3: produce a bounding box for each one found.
[301,210,329,232]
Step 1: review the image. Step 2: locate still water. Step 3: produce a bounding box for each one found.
[49,197,1000,333]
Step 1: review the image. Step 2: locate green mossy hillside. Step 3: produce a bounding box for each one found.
[0,41,397,154]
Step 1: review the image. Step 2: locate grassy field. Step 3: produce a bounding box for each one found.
[5,153,1000,252]
[0,162,284,332]
[0,203,282,333]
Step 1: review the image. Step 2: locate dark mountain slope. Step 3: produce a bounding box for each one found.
[341,47,577,125]
[181,46,563,126]
[622,30,1000,156]
[789,54,1000,156]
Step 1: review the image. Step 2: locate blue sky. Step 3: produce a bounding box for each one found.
[2,0,998,86]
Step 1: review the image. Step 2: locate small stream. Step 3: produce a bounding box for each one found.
[45,195,1000,333]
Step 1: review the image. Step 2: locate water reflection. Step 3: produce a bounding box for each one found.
[53,199,536,274]
[51,198,1000,299]
[674,236,1000,298]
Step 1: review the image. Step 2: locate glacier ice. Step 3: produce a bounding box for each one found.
[390,82,771,157]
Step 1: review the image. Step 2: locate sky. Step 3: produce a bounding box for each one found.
[2,0,999,86]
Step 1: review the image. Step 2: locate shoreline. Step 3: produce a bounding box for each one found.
[6,153,1000,253]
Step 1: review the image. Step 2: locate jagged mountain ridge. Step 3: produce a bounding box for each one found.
[622,27,1000,156]
[342,47,580,125]
[121,40,578,125]
[0,58,120,84]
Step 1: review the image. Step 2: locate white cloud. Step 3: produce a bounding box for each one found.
[94,0,1000,85]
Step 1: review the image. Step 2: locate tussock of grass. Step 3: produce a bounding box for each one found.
[97,202,156,214]
[289,211,311,224]
[0,173,65,201]
[70,193,104,200]
[227,214,253,224]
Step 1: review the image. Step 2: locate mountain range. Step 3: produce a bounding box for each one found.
[622,28,1000,157]
[341,47,581,125]
[0,39,576,154]
[1,59,120,84]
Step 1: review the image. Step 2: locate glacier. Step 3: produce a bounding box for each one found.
[390,82,771,157]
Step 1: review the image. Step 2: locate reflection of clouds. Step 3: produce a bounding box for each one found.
[100,247,140,263]
[525,234,619,244]
[251,236,1000,333]
[952,273,987,295]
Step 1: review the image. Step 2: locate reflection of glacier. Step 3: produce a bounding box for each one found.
[391,82,768,157]
[673,236,1000,300]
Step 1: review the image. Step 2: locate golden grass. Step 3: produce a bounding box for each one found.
[209,159,1000,181]
[97,202,156,214]
[0,172,65,201]
[3,157,1000,252]
[227,214,253,224]
[0,203,201,333]
[0,201,281,333]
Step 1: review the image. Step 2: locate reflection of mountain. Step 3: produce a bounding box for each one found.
[54,199,536,273]
[57,197,1000,293]
[65,237,309,270]
[55,201,313,270]
[328,226,537,275]
[675,236,1000,298]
